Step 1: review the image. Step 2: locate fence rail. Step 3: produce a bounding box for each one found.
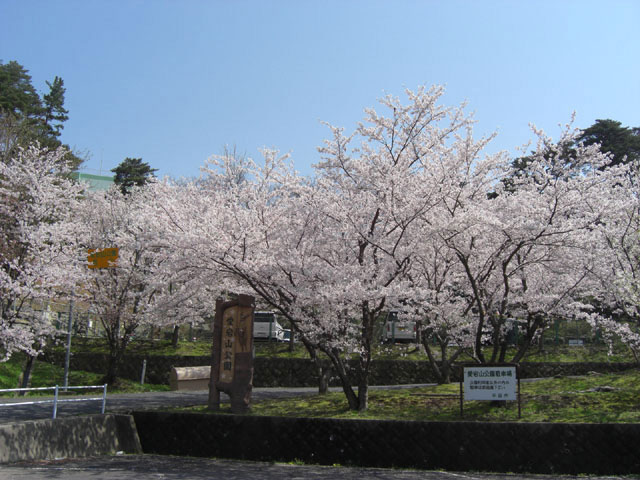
[0,384,107,419]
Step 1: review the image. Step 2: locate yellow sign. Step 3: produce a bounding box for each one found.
[87,248,119,269]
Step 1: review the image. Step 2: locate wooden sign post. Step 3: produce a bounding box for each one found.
[208,295,255,413]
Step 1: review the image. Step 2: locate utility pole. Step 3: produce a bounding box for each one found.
[63,289,74,390]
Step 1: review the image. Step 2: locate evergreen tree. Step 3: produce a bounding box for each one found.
[42,76,69,138]
[112,157,158,194]
[0,61,42,117]
[577,119,640,168]
[0,60,80,169]
[503,119,640,191]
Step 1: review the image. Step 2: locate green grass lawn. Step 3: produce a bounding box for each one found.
[373,342,635,363]
[3,344,639,424]
[0,353,169,395]
[182,369,640,424]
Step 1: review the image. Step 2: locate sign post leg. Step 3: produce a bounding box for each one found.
[459,377,464,418]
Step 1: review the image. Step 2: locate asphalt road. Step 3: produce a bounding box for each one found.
[0,387,326,423]
[0,385,435,423]
[1,379,556,423]
[2,454,637,480]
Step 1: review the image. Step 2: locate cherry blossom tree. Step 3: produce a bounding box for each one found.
[150,86,633,406]
[409,239,475,384]
[154,86,500,410]
[72,184,200,384]
[0,144,86,376]
[292,87,496,408]
[429,122,632,367]
[586,161,640,361]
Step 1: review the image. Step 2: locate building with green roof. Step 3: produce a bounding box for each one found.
[71,172,114,191]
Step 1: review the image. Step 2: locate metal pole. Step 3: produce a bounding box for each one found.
[140,359,147,385]
[517,367,522,419]
[101,384,107,414]
[53,385,59,419]
[63,289,75,390]
[459,373,464,418]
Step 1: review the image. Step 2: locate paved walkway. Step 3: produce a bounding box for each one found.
[0,385,433,423]
[0,388,304,423]
[2,454,635,480]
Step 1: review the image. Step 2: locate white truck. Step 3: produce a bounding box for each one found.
[253,311,288,342]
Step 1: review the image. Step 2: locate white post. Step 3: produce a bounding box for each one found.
[101,384,107,414]
[53,385,59,419]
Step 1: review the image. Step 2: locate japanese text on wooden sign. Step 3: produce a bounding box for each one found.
[218,305,252,384]
[209,295,255,413]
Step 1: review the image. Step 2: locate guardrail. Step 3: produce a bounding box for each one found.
[0,384,107,419]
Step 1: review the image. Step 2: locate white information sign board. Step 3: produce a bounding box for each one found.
[463,365,517,401]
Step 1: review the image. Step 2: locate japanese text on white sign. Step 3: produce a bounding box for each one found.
[463,366,517,401]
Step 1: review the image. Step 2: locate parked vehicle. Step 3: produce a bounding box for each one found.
[282,328,293,342]
[381,311,417,343]
[253,311,288,342]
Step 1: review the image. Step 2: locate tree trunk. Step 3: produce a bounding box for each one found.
[355,306,376,411]
[421,337,465,384]
[104,335,131,385]
[439,342,454,384]
[498,342,508,363]
[356,345,371,411]
[511,316,543,363]
[18,355,36,396]
[439,360,452,384]
[311,349,331,394]
[317,361,331,395]
[324,349,358,410]
[422,339,444,383]
[104,350,122,385]
[300,338,332,394]
[357,380,368,411]
[171,325,180,348]
[288,330,295,352]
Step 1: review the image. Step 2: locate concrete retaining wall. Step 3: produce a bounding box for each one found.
[3,409,638,474]
[43,351,639,387]
[133,411,640,475]
[0,414,142,463]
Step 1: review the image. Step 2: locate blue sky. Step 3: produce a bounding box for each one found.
[1,0,638,179]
